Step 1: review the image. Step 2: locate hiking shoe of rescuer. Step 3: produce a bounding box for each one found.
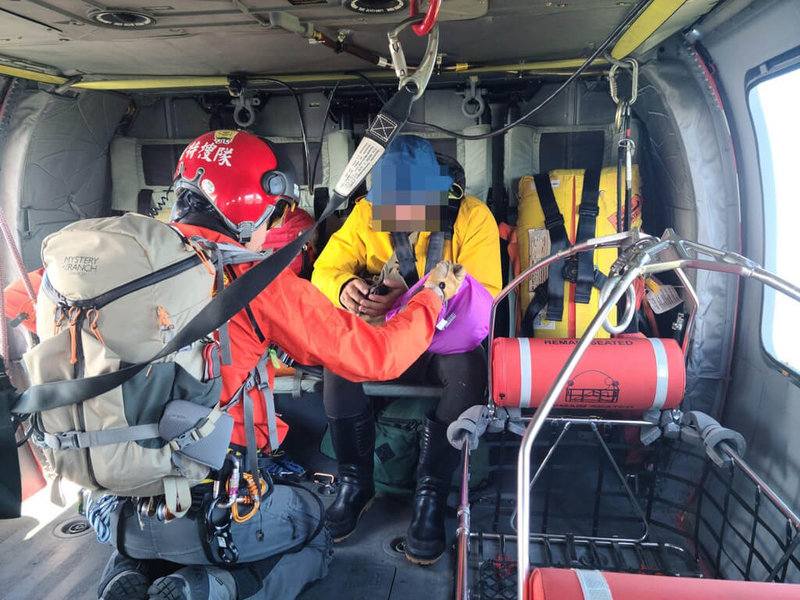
[148,566,237,600]
[97,553,150,600]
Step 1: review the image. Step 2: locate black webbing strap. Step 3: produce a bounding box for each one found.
[520,284,549,337]
[423,201,458,275]
[242,390,258,478]
[520,267,610,336]
[574,168,602,304]
[424,232,446,275]
[390,232,420,288]
[533,174,570,322]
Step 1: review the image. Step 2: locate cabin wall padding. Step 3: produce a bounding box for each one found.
[1,86,129,269]
[636,40,741,418]
[699,0,800,580]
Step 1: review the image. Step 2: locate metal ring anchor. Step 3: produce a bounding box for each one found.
[388,16,440,101]
[233,94,257,128]
[599,275,637,335]
[461,76,485,119]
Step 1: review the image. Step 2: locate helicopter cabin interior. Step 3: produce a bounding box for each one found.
[0,1,799,599]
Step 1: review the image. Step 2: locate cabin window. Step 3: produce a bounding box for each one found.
[749,66,800,372]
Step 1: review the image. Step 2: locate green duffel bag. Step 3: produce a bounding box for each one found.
[321,398,491,499]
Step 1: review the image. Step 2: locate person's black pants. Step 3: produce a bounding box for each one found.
[322,346,487,424]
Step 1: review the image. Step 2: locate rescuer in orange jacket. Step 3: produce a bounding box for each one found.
[3,129,464,600]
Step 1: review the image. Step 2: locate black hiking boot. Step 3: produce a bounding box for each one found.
[97,552,151,600]
[404,414,460,565]
[325,408,375,542]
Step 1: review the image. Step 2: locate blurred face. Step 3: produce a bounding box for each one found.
[372,203,446,232]
[369,163,451,232]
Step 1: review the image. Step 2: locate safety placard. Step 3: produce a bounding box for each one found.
[646,283,682,314]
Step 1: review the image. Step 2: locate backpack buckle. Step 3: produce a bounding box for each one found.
[46,431,81,450]
[169,428,201,452]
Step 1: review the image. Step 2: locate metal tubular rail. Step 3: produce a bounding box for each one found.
[720,443,800,530]
[511,230,800,599]
[456,444,471,600]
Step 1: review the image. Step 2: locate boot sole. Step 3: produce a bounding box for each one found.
[404,549,445,566]
[331,496,375,543]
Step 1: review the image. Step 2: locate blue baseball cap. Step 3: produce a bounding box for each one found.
[366,135,454,206]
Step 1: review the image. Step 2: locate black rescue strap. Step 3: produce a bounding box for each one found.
[390,232,420,288]
[424,232,446,276]
[424,200,459,274]
[574,168,602,304]
[532,174,571,323]
[12,86,419,417]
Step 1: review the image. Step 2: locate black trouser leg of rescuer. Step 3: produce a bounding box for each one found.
[404,414,461,564]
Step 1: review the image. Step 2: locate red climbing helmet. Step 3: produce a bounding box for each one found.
[173,129,299,241]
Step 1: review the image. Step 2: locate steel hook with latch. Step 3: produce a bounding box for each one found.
[387,16,440,101]
[609,57,639,106]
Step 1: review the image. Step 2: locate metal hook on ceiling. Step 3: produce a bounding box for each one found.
[387,16,440,101]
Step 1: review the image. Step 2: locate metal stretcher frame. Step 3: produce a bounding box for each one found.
[452,229,800,600]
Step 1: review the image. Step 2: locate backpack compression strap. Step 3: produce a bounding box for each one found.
[13,86,419,416]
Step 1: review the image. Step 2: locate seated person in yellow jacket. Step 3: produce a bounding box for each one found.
[311,135,501,565]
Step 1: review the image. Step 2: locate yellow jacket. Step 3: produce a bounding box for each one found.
[312,196,502,308]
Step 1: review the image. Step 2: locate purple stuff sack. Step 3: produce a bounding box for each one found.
[385,272,493,354]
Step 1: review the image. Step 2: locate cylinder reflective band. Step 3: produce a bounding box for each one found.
[573,570,612,600]
[491,337,685,410]
[527,568,800,600]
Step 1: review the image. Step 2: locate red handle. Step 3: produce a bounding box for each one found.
[409,0,441,36]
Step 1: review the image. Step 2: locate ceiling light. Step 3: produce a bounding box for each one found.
[87,9,156,28]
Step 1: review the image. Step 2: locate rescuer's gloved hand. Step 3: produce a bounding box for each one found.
[424,260,466,302]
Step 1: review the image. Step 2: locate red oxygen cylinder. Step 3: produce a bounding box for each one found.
[491,337,684,411]
[527,568,800,600]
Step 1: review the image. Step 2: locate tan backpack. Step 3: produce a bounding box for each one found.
[20,213,262,516]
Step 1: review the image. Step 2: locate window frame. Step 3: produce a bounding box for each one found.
[745,45,800,380]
